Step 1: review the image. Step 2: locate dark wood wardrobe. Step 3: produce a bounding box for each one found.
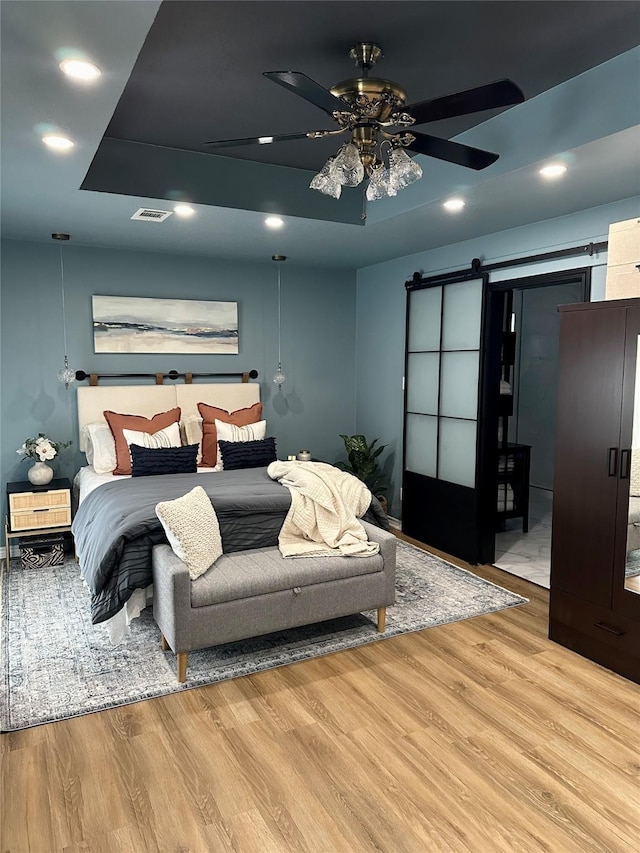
[550,297,640,683]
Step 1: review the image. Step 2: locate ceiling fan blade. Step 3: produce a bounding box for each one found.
[406,132,499,170]
[205,131,314,148]
[264,71,346,116]
[405,79,524,125]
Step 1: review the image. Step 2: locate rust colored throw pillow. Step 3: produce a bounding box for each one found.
[104,408,181,475]
[197,402,263,468]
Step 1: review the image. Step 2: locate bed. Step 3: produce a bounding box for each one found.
[71,380,387,643]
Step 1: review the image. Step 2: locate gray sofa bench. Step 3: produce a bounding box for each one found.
[152,520,397,682]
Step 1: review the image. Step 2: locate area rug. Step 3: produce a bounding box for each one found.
[1,541,527,731]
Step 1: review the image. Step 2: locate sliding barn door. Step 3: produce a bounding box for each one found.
[402,276,491,564]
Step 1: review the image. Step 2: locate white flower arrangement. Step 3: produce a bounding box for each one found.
[17,433,72,462]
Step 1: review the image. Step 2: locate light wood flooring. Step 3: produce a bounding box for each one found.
[2,535,639,853]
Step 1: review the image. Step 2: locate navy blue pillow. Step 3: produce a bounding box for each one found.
[218,437,277,470]
[130,443,199,477]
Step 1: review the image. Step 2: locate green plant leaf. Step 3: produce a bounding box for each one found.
[337,433,389,496]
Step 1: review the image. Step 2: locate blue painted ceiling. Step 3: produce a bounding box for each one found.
[1,1,639,269]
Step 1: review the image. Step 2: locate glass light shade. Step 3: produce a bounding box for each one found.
[57,355,76,390]
[366,165,397,200]
[309,158,342,198]
[273,366,286,386]
[389,148,423,190]
[330,143,364,187]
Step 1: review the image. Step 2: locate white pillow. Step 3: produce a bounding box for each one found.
[213,418,267,471]
[155,486,223,580]
[122,422,181,456]
[182,415,204,464]
[82,422,117,474]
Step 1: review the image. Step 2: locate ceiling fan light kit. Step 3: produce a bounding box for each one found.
[206,42,525,204]
[389,148,423,190]
[330,143,364,187]
[309,156,341,198]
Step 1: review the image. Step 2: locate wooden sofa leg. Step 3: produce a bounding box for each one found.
[160,634,169,651]
[177,652,188,683]
[377,607,386,633]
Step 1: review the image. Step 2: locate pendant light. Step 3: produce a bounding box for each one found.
[272,254,287,386]
[52,233,76,389]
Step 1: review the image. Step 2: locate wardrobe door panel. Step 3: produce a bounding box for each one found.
[551,306,626,604]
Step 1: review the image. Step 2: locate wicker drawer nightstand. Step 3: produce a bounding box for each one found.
[4,478,72,571]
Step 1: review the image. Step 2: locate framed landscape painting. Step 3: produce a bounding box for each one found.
[92,295,238,354]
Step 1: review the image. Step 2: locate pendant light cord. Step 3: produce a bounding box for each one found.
[277,263,282,367]
[59,245,68,356]
[271,254,287,385]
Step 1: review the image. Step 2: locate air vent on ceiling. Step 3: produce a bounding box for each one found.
[131,208,173,222]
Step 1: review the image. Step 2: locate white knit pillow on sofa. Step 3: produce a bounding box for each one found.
[155,486,222,580]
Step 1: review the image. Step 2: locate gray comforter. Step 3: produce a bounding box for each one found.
[72,467,388,624]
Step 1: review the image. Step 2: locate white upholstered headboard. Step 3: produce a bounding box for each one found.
[77,383,261,452]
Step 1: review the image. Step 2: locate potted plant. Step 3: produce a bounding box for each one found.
[336,434,390,513]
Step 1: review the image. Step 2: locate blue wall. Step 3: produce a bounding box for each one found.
[3,195,638,531]
[0,239,357,518]
[355,196,640,517]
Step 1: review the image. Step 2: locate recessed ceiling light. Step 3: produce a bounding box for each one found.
[174,204,195,217]
[258,136,274,145]
[539,163,567,179]
[443,198,465,212]
[59,58,101,81]
[265,216,284,229]
[42,134,74,151]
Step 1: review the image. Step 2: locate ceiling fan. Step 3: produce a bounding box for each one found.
[205,43,525,201]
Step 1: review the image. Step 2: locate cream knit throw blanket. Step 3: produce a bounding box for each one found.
[267,460,380,558]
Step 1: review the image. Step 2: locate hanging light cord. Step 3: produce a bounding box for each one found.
[53,232,75,389]
[271,254,287,386]
[277,263,282,369]
[59,246,69,357]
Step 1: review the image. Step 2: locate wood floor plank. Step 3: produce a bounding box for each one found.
[527,736,640,848]
[2,540,639,853]
[397,722,583,853]
[226,807,292,853]
[458,730,635,853]
[278,721,430,852]
[1,740,55,853]
[0,721,48,754]
[230,674,319,732]
[110,727,215,852]
[341,722,532,853]
[61,823,149,853]
[222,718,351,852]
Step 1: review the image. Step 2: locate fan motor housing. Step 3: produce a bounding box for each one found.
[330,77,407,122]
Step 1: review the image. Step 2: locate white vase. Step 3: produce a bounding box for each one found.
[28,461,54,486]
